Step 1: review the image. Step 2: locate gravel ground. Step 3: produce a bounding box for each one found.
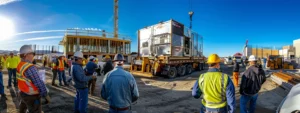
[0,63,288,113]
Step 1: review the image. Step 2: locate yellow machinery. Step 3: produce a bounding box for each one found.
[130,20,205,78]
[267,55,283,70]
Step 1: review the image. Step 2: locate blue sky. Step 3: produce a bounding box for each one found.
[0,0,300,57]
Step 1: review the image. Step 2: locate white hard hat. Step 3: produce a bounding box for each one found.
[19,45,34,55]
[89,56,95,60]
[74,51,84,59]
[248,55,257,61]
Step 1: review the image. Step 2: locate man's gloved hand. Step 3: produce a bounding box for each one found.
[45,95,51,104]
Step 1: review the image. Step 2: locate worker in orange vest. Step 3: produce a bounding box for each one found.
[56,55,69,86]
[17,45,50,113]
[51,55,58,86]
[232,58,240,87]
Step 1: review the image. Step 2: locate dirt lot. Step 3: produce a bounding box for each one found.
[0,63,288,113]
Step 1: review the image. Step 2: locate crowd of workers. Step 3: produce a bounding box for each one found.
[0,45,139,113]
[0,45,267,113]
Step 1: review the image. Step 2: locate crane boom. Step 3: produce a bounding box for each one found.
[114,0,118,38]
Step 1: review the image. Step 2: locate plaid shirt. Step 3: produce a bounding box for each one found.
[24,64,48,97]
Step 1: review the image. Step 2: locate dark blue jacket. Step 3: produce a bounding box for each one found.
[72,62,92,89]
[84,61,98,75]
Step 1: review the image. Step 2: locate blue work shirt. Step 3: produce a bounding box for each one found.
[101,66,139,108]
[192,68,236,113]
[84,61,98,75]
[72,62,92,89]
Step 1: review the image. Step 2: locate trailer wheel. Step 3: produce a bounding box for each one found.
[186,64,193,74]
[201,63,205,70]
[177,65,186,76]
[168,67,177,79]
[198,63,202,71]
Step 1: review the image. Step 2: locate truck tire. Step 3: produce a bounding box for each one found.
[168,67,177,79]
[198,63,202,71]
[177,65,186,76]
[186,64,193,74]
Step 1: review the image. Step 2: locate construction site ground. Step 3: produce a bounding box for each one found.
[0,63,288,113]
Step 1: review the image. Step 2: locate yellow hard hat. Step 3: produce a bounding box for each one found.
[207,54,221,64]
[105,55,111,59]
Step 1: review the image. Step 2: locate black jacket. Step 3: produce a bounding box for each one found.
[240,65,266,95]
[233,62,240,72]
[102,60,114,75]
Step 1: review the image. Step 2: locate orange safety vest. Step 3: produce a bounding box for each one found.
[17,62,39,95]
[58,59,65,71]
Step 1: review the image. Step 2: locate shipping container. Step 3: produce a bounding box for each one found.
[132,19,205,78]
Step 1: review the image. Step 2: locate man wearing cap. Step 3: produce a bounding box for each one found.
[192,54,235,113]
[72,51,96,113]
[56,55,69,86]
[6,52,20,88]
[84,56,98,95]
[101,54,139,113]
[240,55,266,113]
[17,45,50,113]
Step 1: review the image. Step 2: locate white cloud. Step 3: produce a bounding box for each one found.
[13,30,65,36]
[0,0,21,6]
[14,36,62,42]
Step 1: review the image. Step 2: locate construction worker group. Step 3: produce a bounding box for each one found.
[192,54,266,113]
[0,45,139,113]
[0,45,266,113]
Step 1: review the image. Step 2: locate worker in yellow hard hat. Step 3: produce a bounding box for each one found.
[102,55,113,76]
[192,54,235,113]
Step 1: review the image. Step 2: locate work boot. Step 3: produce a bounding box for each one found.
[59,84,64,86]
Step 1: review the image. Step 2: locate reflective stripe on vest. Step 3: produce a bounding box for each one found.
[58,59,64,71]
[51,63,57,69]
[17,62,39,95]
[199,72,228,108]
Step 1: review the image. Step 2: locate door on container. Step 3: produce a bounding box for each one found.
[184,37,190,56]
[152,34,171,56]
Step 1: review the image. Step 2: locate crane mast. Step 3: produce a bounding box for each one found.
[114,0,119,38]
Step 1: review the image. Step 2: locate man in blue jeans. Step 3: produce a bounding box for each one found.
[56,55,69,86]
[72,51,96,113]
[192,54,235,113]
[0,61,5,98]
[240,55,266,113]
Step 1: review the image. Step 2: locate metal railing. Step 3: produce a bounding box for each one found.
[65,29,131,41]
